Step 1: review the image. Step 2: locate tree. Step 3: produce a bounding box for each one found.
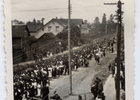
[100,13,107,32]
[108,14,115,24]
[102,13,107,24]
[107,14,117,32]
[92,17,100,33]
[94,17,100,24]
[56,24,81,46]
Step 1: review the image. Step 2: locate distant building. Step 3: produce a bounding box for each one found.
[12,19,25,25]
[26,18,43,37]
[31,32,64,53]
[80,24,91,34]
[34,18,84,38]
[12,25,30,64]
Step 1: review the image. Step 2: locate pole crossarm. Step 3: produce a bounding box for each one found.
[104,3,117,5]
[104,3,124,5]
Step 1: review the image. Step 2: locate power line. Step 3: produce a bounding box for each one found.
[12,5,103,13]
[13,35,68,60]
[13,29,81,60]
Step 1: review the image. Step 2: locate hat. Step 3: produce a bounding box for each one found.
[54,91,58,94]
[78,95,82,99]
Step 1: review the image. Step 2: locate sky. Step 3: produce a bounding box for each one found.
[11,0,124,23]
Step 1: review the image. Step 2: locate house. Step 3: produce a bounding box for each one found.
[34,18,84,38]
[31,32,65,54]
[80,24,91,34]
[12,25,30,64]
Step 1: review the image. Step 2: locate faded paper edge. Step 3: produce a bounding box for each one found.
[4,0,135,100]
[124,0,135,100]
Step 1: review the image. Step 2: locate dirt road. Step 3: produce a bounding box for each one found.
[49,53,116,100]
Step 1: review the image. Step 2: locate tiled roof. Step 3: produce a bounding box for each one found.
[37,32,59,42]
[12,25,30,38]
[27,23,43,32]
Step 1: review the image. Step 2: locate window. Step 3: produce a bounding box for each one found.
[56,26,59,28]
[56,26,60,31]
[48,26,52,31]
[42,28,44,31]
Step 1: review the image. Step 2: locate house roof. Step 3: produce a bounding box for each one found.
[27,23,43,32]
[41,18,83,29]
[53,18,83,26]
[37,32,59,42]
[32,32,63,48]
[33,18,84,34]
[12,25,30,38]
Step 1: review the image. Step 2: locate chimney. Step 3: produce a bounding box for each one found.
[84,20,87,24]
[41,18,45,25]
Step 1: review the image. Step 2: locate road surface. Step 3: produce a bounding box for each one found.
[49,52,116,100]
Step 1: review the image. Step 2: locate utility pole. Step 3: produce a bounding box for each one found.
[68,0,72,95]
[105,24,108,35]
[104,1,124,100]
[105,24,108,40]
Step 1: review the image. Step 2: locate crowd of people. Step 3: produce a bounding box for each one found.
[13,36,117,100]
[91,77,105,100]
[90,36,125,100]
[33,51,53,63]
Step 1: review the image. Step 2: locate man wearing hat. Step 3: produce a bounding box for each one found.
[77,95,83,100]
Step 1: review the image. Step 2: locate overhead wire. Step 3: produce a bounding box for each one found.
[13,29,80,60]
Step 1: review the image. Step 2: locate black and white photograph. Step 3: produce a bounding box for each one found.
[4,0,135,100]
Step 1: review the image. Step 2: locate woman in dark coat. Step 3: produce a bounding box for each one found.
[41,84,49,100]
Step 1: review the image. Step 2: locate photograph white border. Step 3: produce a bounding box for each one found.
[4,0,135,100]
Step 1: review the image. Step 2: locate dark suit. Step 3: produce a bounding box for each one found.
[41,86,49,100]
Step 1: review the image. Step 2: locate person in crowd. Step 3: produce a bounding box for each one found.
[56,63,60,77]
[39,53,43,62]
[111,63,115,77]
[48,65,52,80]
[96,91,105,100]
[77,95,84,100]
[36,82,41,97]
[121,92,125,100]
[108,62,112,72]
[85,58,89,67]
[41,83,49,100]
[91,82,98,99]
[97,79,103,95]
[120,70,125,90]
[14,36,123,100]
[50,91,62,100]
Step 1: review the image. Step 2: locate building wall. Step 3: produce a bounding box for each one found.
[35,21,64,38]
[80,24,90,34]
[13,49,23,64]
[81,28,90,34]
[30,32,37,37]
[12,38,22,49]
